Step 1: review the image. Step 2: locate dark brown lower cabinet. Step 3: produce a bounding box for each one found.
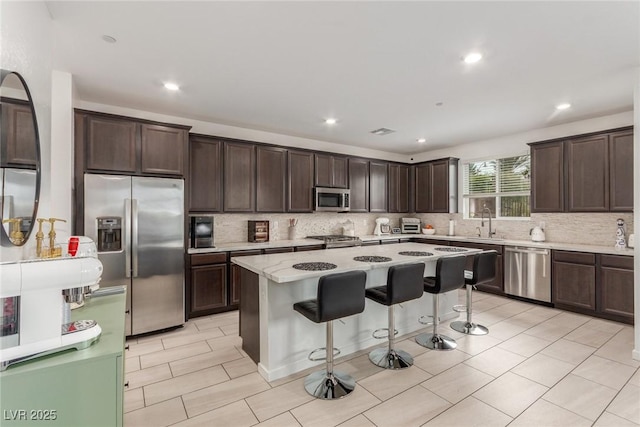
[598,254,634,323]
[229,250,262,307]
[189,253,228,317]
[552,250,633,324]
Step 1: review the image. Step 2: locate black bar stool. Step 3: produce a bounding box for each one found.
[365,262,425,369]
[293,270,367,399]
[450,250,497,336]
[415,255,466,350]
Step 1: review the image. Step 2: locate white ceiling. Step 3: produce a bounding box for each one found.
[46,1,639,155]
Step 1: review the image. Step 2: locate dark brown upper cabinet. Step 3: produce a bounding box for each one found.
[76,110,190,177]
[530,141,564,212]
[140,124,187,176]
[84,114,137,173]
[369,161,388,212]
[388,163,410,213]
[348,158,369,212]
[287,150,314,212]
[609,130,633,212]
[188,136,223,212]
[223,141,255,212]
[566,134,609,212]
[1,100,37,167]
[315,153,348,188]
[415,158,458,213]
[529,127,633,213]
[256,146,286,212]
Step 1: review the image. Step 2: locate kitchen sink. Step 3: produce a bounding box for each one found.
[465,237,505,243]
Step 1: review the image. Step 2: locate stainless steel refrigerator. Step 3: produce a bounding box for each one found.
[84,173,184,336]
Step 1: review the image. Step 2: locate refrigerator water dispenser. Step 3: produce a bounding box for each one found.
[97,217,122,252]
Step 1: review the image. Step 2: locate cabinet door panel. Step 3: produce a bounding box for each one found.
[552,261,596,311]
[609,130,633,212]
[530,141,564,212]
[369,161,388,212]
[430,160,450,213]
[566,135,609,212]
[388,164,409,213]
[288,150,314,212]
[191,264,227,313]
[598,266,634,322]
[140,124,186,176]
[332,156,348,188]
[224,142,255,212]
[415,163,431,212]
[256,146,286,212]
[86,116,137,173]
[314,154,332,187]
[348,158,369,212]
[1,102,37,166]
[189,137,222,212]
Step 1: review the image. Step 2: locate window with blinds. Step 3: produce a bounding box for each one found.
[462,154,531,219]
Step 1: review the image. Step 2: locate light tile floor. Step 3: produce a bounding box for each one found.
[124,291,640,427]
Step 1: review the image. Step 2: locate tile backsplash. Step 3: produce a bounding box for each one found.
[212,211,633,247]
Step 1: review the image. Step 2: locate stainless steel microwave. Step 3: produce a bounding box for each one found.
[314,187,350,212]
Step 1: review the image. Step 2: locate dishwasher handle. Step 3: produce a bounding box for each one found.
[505,247,549,256]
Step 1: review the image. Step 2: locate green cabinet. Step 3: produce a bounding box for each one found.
[0,291,126,427]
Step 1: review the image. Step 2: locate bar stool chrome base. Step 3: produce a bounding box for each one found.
[303,369,356,400]
[450,320,488,335]
[369,348,414,369]
[415,332,457,350]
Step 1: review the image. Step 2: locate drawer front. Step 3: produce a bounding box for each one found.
[553,250,595,265]
[229,250,263,258]
[263,247,294,254]
[414,238,451,246]
[600,254,634,270]
[191,253,227,266]
[295,245,325,252]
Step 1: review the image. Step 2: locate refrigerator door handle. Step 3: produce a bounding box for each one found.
[125,199,132,278]
[132,198,139,278]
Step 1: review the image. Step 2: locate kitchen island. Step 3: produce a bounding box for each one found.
[231,242,479,382]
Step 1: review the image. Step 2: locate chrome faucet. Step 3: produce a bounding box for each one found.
[480,204,495,238]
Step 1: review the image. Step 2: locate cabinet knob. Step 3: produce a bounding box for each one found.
[125,345,130,351]
[125,310,130,314]
[124,381,130,388]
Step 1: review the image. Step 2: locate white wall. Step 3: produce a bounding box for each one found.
[0,1,53,262]
[411,111,634,163]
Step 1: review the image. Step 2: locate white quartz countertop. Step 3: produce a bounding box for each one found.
[188,233,634,257]
[408,234,635,256]
[231,242,480,283]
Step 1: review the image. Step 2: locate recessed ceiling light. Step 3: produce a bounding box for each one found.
[556,103,571,110]
[463,52,483,64]
[417,138,427,143]
[325,118,337,125]
[435,102,443,107]
[101,35,117,44]
[163,82,180,91]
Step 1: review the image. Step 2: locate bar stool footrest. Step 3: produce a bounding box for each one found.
[372,328,398,340]
[452,304,467,313]
[308,347,341,362]
[418,315,435,326]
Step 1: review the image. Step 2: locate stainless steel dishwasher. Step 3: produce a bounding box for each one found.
[504,246,551,302]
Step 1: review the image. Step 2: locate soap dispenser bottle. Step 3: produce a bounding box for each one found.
[2,218,24,245]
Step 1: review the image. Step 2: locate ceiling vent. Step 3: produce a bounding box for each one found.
[370,128,395,136]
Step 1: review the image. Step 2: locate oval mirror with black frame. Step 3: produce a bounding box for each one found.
[0,69,41,247]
